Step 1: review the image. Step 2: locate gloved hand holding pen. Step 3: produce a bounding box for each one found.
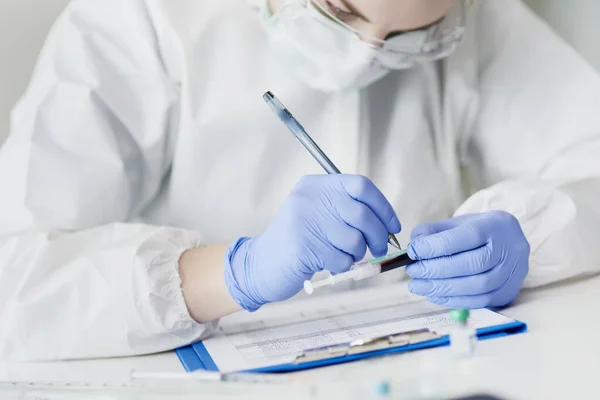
[224,174,401,312]
[406,212,530,309]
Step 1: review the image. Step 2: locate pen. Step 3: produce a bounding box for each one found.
[263,91,402,251]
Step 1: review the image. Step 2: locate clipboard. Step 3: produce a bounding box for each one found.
[176,318,527,373]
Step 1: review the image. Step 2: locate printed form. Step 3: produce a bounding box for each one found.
[202,283,514,373]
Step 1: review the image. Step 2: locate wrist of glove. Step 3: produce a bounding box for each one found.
[224,237,264,312]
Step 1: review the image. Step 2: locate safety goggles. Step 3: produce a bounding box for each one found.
[268,0,467,69]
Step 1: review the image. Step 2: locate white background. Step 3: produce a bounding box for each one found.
[0,1,599,145]
[0,0,70,145]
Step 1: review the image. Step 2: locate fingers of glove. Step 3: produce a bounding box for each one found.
[336,197,389,258]
[325,225,367,268]
[410,214,481,240]
[408,218,490,260]
[318,248,356,275]
[491,265,528,307]
[424,259,529,309]
[426,278,523,309]
[405,245,497,279]
[408,258,511,297]
[338,175,401,234]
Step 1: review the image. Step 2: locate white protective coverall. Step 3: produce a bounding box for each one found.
[0,0,599,360]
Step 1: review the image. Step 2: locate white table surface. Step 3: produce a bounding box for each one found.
[2,274,599,399]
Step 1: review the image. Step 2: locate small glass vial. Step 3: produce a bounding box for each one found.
[449,309,477,357]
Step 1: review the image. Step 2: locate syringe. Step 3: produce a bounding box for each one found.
[303,250,416,295]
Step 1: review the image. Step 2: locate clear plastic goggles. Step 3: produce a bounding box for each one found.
[268,0,467,69]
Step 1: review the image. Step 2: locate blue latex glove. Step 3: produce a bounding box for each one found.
[224,175,401,311]
[406,211,530,309]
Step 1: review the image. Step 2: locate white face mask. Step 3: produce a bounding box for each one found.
[262,1,399,92]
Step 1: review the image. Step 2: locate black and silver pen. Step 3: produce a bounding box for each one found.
[263,91,402,251]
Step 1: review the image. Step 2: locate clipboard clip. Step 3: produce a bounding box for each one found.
[294,328,441,364]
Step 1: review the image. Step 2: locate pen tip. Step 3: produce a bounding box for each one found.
[263,91,274,101]
[388,234,402,250]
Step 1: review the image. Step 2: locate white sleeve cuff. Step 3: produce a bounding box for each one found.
[132,226,218,352]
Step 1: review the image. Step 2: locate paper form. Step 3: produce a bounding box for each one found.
[203,283,514,373]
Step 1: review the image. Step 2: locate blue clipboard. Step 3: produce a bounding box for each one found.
[176,319,527,373]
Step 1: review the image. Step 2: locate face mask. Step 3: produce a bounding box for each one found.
[262,1,395,92]
[261,0,466,92]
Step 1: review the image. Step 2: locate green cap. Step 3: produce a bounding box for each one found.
[449,309,470,323]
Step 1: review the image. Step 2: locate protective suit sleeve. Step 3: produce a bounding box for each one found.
[458,0,600,288]
[0,0,212,360]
